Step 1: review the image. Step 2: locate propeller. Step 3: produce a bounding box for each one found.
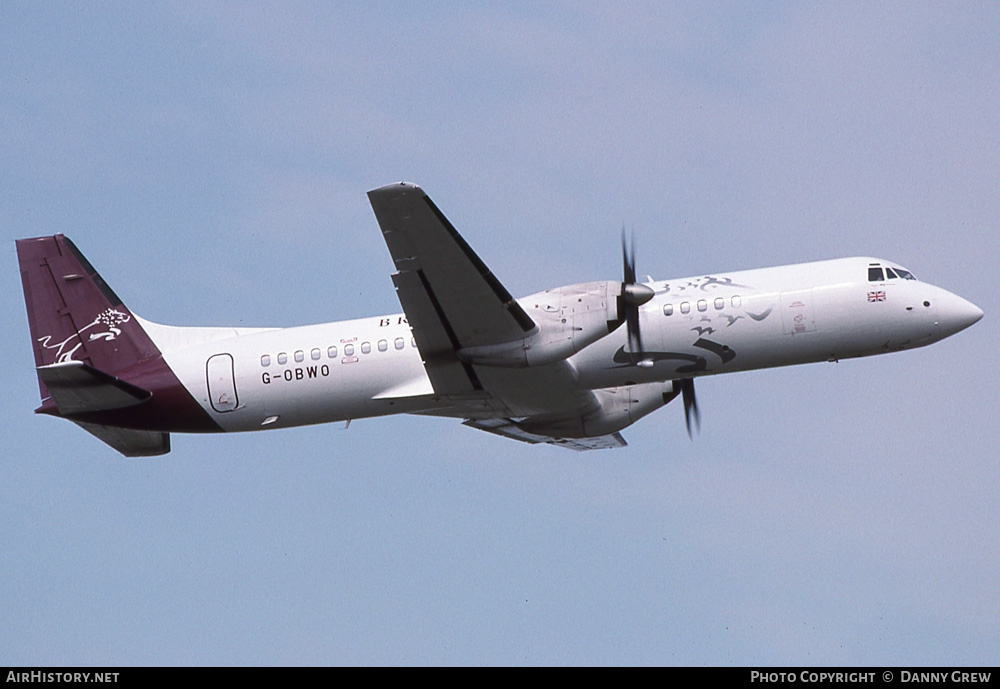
[617,230,702,438]
[673,378,700,439]
[618,228,654,359]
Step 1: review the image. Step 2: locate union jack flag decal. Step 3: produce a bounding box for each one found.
[868,290,886,302]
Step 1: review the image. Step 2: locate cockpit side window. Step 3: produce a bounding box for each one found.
[868,267,884,282]
[885,268,899,279]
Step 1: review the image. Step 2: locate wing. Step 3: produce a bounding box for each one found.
[368,183,623,450]
[368,182,536,395]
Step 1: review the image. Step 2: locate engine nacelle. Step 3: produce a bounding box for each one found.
[518,381,677,439]
[456,281,622,367]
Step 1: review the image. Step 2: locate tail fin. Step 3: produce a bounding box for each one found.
[16,235,162,401]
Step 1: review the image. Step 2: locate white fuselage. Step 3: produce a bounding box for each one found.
[141,256,980,435]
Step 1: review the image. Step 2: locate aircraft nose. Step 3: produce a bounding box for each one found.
[934,290,983,336]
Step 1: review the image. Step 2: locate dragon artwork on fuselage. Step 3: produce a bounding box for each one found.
[610,274,777,374]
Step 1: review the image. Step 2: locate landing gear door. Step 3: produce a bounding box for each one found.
[781,289,817,335]
[207,353,239,412]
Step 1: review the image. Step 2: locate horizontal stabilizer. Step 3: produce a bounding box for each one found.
[73,421,170,457]
[463,418,627,451]
[37,361,152,415]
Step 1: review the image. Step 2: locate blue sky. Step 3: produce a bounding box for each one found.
[2,2,997,665]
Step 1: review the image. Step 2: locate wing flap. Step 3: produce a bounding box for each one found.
[463,418,627,451]
[390,270,482,395]
[371,373,436,400]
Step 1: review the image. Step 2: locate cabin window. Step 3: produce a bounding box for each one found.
[697,300,707,312]
[714,297,724,310]
[680,302,691,314]
[361,342,371,354]
[378,339,388,352]
[277,352,288,365]
[663,304,673,316]
[732,296,741,309]
[327,346,337,358]
[869,267,884,282]
[394,337,405,350]
[411,337,417,348]
[311,348,321,360]
[260,355,270,367]
[294,350,304,363]
[344,344,354,356]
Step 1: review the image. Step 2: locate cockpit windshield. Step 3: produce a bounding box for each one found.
[868,263,917,282]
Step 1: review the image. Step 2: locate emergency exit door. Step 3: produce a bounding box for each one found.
[207,353,239,412]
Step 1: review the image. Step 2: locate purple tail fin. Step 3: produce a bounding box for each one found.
[16,235,162,400]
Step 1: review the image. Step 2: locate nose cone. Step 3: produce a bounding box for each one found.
[936,290,983,337]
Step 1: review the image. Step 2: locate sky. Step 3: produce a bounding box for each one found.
[1,1,998,666]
